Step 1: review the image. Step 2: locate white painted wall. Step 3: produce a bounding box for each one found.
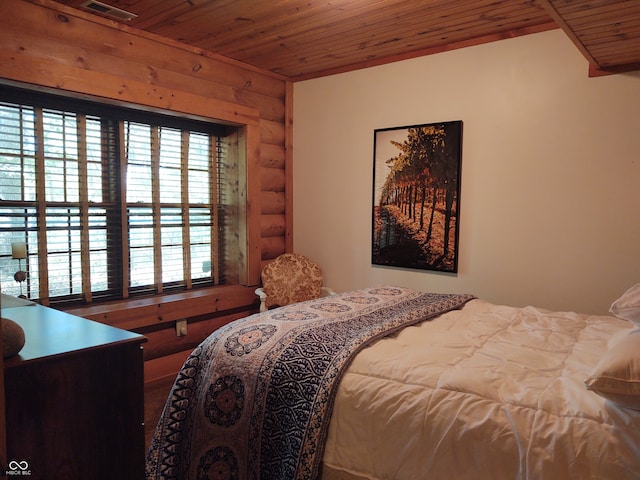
[292,29,640,315]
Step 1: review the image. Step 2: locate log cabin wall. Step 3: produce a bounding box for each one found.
[0,0,293,376]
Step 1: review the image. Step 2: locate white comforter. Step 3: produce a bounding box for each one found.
[322,299,640,479]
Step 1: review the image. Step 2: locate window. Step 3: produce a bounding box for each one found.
[0,87,237,305]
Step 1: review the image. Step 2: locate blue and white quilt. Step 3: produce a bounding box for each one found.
[145,286,473,480]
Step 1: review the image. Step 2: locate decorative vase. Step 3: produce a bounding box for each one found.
[2,317,26,358]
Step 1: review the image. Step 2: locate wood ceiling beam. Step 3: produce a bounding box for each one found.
[536,0,601,69]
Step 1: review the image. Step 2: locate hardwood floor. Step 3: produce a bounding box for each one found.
[144,375,176,450]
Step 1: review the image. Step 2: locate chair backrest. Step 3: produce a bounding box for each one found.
[261,253,323,309]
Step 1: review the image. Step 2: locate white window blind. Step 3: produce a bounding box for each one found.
[0,88,228,305]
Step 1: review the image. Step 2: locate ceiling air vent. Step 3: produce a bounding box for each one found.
[80,1,138,21]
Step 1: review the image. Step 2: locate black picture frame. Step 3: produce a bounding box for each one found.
[372,121,463,273]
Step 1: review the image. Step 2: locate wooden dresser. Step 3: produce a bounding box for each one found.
[1,296,146,479]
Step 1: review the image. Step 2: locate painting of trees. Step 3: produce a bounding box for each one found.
[372,121,462,272]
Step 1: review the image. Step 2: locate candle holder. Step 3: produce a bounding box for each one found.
[11,241,28,299]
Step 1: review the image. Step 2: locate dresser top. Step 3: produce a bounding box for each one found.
[2,295,146,367]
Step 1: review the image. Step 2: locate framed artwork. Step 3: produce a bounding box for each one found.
[372,121,463,273]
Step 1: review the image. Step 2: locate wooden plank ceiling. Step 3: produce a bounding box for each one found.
[541,0,640,75]
[48,0,640,80]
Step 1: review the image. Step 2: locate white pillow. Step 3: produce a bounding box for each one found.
[609,283,640,325]
[585,329,640,410]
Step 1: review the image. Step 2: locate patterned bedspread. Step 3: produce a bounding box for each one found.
[145,286,474,480]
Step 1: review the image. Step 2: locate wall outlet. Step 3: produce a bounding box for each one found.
[176,319,187,336]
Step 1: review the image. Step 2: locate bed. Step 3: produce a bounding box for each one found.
[145,285,640,480]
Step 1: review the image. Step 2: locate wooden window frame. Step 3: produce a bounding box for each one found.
[0,84,262,306]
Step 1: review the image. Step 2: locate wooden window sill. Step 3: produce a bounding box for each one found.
[62,284,258,331]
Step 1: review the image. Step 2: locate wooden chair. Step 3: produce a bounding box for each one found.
[255,253,335,312]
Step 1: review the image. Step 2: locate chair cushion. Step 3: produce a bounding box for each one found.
[261,253,323,309]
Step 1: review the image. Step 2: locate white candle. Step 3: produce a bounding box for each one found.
[11,241,27,259]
